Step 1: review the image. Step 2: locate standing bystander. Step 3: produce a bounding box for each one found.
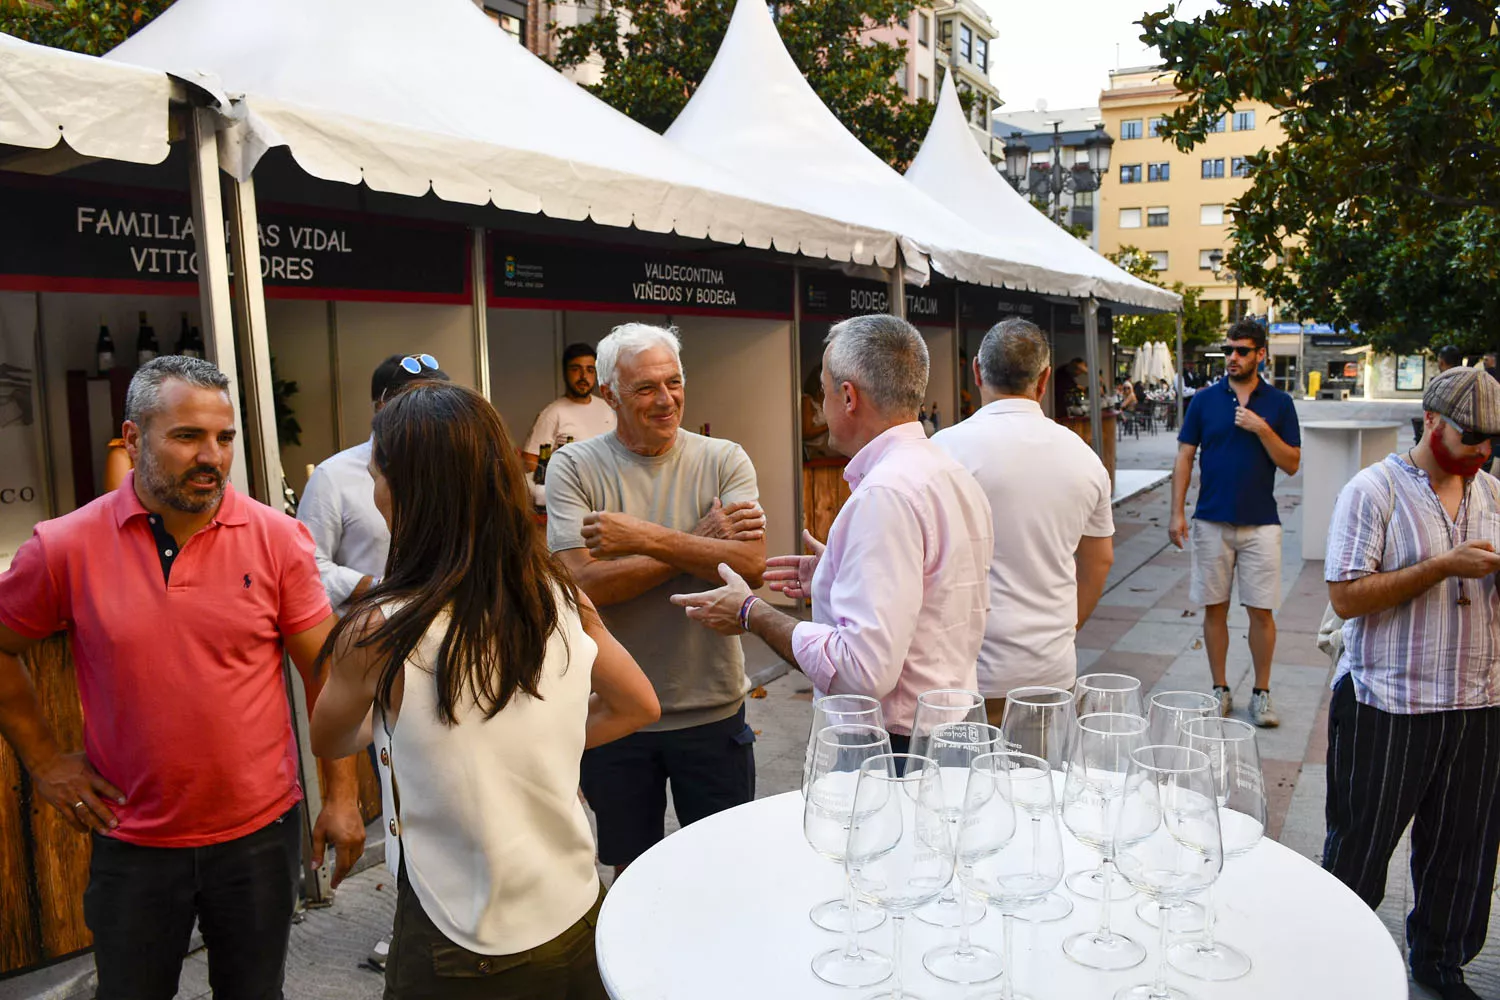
[670,314,992,748]
[1169,319,1301,726]
[0,356,363,999]
[545,323,767,872]
[933,318,1113,724]
[298,354,451,615]
[1322,366,1500,1000]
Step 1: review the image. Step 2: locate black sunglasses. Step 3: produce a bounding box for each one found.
[1220,344,1258,357]
[1441,416,1500,448]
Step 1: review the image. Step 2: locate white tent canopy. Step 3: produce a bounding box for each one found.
[103,0,897,261]
[0,33,172,165]
[906,74,1181,312]
[664,0,1041,288]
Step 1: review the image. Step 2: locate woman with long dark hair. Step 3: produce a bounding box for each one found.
[310,381,659,999]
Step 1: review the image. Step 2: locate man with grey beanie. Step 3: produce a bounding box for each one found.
[1323,365,1500,1000]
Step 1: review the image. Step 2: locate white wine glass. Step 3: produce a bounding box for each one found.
[1068,674,1143,899]
[1112,744,1225,1000]
[1000,686,1076,923]
[1168,717,1266,981]
[847,754,956,1000]
[1146,690,1219,747]
[1061,712,1149,971]
[804,694,886,933]
[1074,672,1145,717]
[909,689,987,928]
[922,722,1006,984]
[960,751,1065,1000]
[1135,690,1218,929]
[803,724,894,988]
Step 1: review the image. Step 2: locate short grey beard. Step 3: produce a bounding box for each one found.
[135,444,223,514]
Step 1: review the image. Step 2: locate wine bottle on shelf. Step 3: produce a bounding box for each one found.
[135,311,158,366]
[96,317,115,374]
[175,313,191,357]
[185,323,205,359]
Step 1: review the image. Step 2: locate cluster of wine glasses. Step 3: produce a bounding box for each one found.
[801,674,1268,999]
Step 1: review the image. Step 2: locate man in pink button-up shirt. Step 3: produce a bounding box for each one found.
[673,314,993,743]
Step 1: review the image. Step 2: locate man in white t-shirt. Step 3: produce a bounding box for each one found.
[524,342,617,472]
[933,318,1115,724]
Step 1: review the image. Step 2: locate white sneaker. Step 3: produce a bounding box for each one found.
[1214,687,1233,718]
[1250,690,1280,728]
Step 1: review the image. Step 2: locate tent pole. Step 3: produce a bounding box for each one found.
[471,228,491,398]
[1175,310,1186,427]
[220,154,333,907]
[187,106,249,496]
[224,172,283,508]
[791,266,805,593]
[953,284,962,421]
[888,250,906,318]
[1084,297,1102,455]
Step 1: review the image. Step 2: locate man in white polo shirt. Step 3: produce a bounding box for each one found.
[933,318,1115,724]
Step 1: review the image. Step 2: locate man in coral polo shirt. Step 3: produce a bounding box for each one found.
[0,357,364,999]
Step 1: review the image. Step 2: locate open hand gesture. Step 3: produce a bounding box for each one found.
[763,529,825,600]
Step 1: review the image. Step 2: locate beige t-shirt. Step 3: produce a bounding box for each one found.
[546,430,758,731]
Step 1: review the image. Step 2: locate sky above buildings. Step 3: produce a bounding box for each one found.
[978,0,1217,114]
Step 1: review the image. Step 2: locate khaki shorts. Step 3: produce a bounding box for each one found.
[1189,520,1282,610]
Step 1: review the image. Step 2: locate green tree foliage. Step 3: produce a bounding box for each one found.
[1140,1,1500,355]
[1106,246,1222,351]
[551,0,937,170]
[0,0,174,55]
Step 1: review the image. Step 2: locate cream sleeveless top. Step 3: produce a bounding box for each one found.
[374,591,599,954]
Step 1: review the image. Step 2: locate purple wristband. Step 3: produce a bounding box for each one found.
[738,594,761,632]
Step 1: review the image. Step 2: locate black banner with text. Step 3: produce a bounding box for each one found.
[0,176,470,303]
[490,237,792,319]
[799,273,956,327]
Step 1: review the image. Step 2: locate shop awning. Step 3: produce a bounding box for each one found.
[663,0,1040,288]
[103,0,898,262]
[905,75,1182,313]
[0,33,172,165]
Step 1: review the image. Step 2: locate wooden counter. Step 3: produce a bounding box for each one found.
[0,636,385,977]
[1054,412,1117,492]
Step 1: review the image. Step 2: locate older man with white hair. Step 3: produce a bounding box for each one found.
[546,322,767,871]
[673,314,993,750]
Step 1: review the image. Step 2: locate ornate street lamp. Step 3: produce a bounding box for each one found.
[1000,121,1111,226]
[1207,249,1243,324]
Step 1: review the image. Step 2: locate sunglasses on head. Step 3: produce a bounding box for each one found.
[400,353,439,375]
[1440,415,1500,448]
[1220,344,1258,357]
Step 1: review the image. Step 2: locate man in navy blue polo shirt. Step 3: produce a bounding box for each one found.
[1169,320,1301,727]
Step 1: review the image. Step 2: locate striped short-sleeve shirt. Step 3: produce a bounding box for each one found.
[1325,454,1500,714]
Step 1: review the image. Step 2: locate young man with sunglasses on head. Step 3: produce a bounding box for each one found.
[1322,366,1500,1000]
[1169,319,1301,727]
[298,354,451,616]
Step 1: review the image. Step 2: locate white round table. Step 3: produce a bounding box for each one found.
[596,791,1406,1000]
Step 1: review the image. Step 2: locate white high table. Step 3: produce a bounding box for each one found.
[596,791,1406,1000]
[1300,420,1402,560]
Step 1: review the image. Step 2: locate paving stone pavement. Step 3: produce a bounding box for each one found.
[20,396,1498,1000]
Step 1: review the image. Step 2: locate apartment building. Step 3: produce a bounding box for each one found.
[1097,66,1285,336]
[933,0,1001,156]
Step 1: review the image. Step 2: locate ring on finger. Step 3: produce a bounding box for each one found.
[71,800,86,812]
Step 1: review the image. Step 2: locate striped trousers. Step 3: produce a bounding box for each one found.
[1322,675,1500,985]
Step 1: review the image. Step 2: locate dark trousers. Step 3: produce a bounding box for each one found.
[384,859,606,1000]
[579,705,755,866]
[1323,676,1500,985]
[85,803,303,1000]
